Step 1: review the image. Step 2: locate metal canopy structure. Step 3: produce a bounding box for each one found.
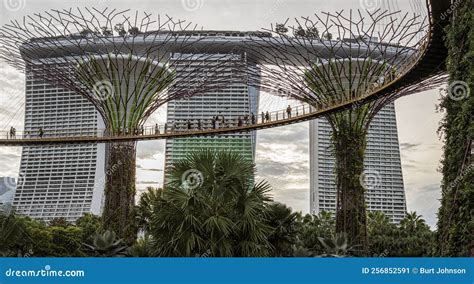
[0,0,451,147]
[0,8,254,241]
[0,8,245,133]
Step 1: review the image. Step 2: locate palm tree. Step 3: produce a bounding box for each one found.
[128,235,155,257]
[304,58,394,255]
[400,211,427,232]
[136,187,163,233]
[266,202,299,256]
[150,149,273,257]
[397,212,434,256]
[367,211,397,256]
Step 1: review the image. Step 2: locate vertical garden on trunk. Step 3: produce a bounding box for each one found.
[436,0,474,257]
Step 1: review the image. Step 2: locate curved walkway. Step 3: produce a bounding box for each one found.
[0,0,450,146]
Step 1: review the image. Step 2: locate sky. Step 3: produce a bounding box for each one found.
[0,0,447,228]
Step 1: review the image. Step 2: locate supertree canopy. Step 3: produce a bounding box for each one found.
[0,8,243,241]
[240,8,447,255]
[0,7,240,134]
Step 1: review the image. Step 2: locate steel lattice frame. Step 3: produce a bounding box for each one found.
[0,8,245,133]
[0,8,248,242]
[242,8,447,127]
[238,8,447,255]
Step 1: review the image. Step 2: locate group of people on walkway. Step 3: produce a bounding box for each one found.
[8,127,16,139]
[6,127,43,139]
[5,105,297,139]
[167,113,258,132]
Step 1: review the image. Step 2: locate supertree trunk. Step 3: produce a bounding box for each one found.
[102,141,137,244]
[333,126,368,256]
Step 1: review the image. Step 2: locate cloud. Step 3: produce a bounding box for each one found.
[271,186,308,214]
[136,140,165,160]
[400,142,421,151]
[0,66,24,94]
[255,123,310,213]
[136,164,163,172]
[0,148,22,177]
[257,121,309,145]
[405,183,441,229]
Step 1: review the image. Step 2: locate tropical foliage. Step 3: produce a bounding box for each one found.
[318,232,356,257]
[436,0,474,257]
[0,151,442,257]
[266,202,299,256]
[83,230,128,257]
[149,150,273,256]
[304,58,393,255]
[294,211,335,256]
[368,211,434,257]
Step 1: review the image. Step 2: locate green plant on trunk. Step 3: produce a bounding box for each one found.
[76,54,175,244]
[436,0,474,257]
[304,58,390,255]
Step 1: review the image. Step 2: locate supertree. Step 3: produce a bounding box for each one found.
[0,8,243,242]
[242,8,447,255]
